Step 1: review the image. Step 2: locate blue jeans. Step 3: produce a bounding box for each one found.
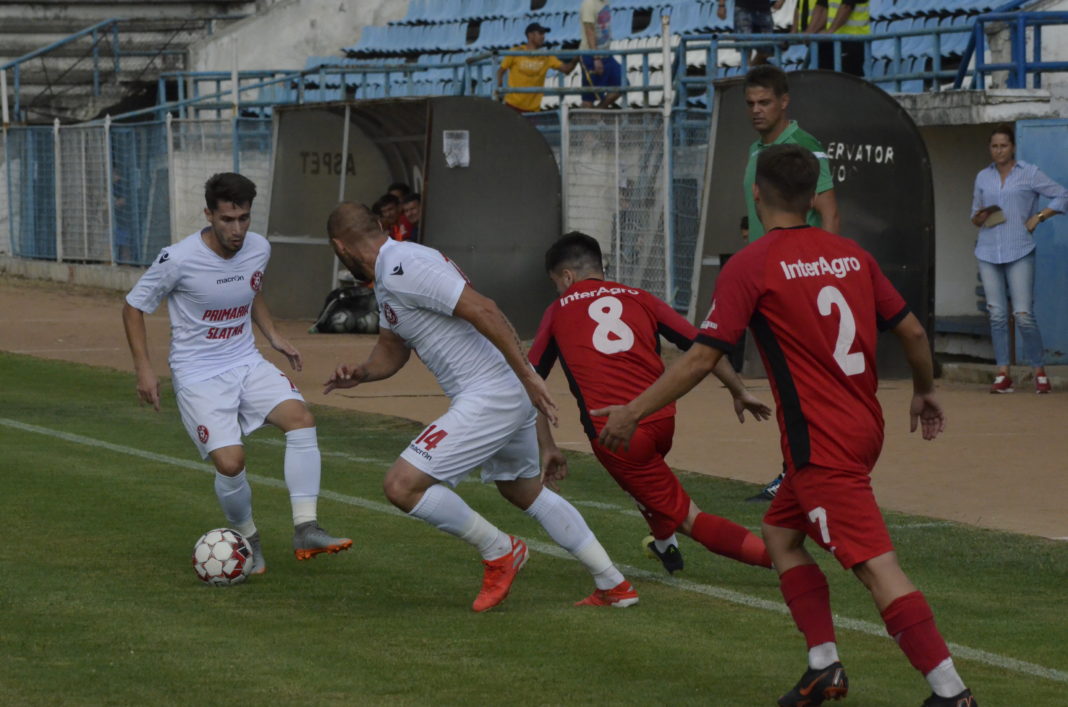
[977,252,1045,367]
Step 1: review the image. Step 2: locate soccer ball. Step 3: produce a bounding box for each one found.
[192,528,253,586]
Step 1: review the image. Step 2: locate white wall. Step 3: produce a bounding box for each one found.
[189,0,410,73]
[920,124,995,318]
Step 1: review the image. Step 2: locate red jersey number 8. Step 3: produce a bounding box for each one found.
[588,296,634,354]
[817,285,865,377]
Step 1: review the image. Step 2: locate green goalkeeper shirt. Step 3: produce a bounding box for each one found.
[743,120,835,240]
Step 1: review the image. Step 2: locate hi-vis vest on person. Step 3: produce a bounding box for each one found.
[826,0,869,34]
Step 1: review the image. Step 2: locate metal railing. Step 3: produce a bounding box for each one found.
[954,11,1068,89]
[0,15,249,124]
[0,19,121,122]
[131,17,1013,122]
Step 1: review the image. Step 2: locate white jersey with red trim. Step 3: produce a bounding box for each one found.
[125,230,270,390]
[373,237,518,400]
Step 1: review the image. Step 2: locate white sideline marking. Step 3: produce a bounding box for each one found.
[3,416,1066,685]
[248,436,382,464]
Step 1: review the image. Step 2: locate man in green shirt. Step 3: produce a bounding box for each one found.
[743,65,839,241]
[741,65,839,501]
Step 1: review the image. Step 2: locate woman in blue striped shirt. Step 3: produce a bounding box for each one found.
[971,124,1067,394]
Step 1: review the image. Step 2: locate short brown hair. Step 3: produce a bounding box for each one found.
[990,122,1015,145]
[744,64,789,97]
[204,172,256,210]
[755,144,819,213]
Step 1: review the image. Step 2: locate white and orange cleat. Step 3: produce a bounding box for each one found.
[293,521,352,561]
[574,580,639,608]
[472,535,528,612]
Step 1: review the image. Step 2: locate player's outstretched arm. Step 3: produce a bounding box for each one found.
[452,285,559,426]
[891,312,946,441]
[535,412,568,492]
[710,356,772,423]
[121,302,161,411]
[251,295,302,371]
[323,327,411,394]
[592,342,723,451]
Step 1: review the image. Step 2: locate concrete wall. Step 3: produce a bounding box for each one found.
[985,0,1068,115]
[921,124,994,318]
[189,0,409,72]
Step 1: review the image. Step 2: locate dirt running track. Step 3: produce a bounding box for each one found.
[1,276,1064,540]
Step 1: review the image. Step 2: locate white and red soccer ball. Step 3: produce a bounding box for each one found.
[192,528,253,586]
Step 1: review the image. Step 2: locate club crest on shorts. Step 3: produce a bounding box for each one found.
[197,425,210,444]
[250,271,263,291]
[383,302,398,326]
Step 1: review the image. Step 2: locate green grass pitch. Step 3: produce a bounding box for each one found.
[1,352,1065,704]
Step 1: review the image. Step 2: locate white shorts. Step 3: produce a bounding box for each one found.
[400,387,540,487]
[176,360,305,458]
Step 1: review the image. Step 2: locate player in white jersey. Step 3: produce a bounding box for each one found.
[323,201,637,611]
[122,173,351,574]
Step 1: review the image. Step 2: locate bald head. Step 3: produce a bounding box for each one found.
[327,201,381,245]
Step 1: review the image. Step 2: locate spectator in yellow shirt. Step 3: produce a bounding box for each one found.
[496,22,577,113]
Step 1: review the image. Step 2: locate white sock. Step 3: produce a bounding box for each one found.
[654,534,679,553]
[284,427,320,525]
[525,488,624,590]
[214,469,256,537]
[926,658,966,698]
[808,642,840,670]
[409,484,511,560]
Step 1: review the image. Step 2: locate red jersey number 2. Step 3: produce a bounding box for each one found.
[415,424,449,451]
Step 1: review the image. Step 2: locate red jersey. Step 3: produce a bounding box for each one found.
[699,226,909,473]
[390,214,413,241]
[529,279,697,439]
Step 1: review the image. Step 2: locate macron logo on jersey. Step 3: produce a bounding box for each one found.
[158,251,170,264]
[780,256,862,281]
[391,263,404,276]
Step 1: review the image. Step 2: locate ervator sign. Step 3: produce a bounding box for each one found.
[694,71,934,378]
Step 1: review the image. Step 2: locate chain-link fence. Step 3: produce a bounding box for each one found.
[6,126,57,260]
[564,109,672,302]
[1,117,272,266]
[57,125,112,263]
[4,110,708,318]
[0,132,8,255]
[112,121,171,265]
[672,109,713,312]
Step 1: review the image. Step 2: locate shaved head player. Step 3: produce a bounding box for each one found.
[324,202,637,611]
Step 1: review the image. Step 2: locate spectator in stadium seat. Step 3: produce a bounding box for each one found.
[579,0,622,108]
[971,123,1067,395]
[496,22,577,113]
[741,64,839,503]
[718,0,785,66]
[373,194,412,242]
[401,193,422,242]
[804,0,870,77]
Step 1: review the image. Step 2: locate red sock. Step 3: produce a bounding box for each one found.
[881,591,951,675]
[690,513,772,567]
[779,564,836,648]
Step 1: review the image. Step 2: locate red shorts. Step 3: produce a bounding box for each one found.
[591,417,691,539]
[763,464,894,570]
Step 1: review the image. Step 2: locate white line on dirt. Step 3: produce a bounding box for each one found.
[3,416,1065,685]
